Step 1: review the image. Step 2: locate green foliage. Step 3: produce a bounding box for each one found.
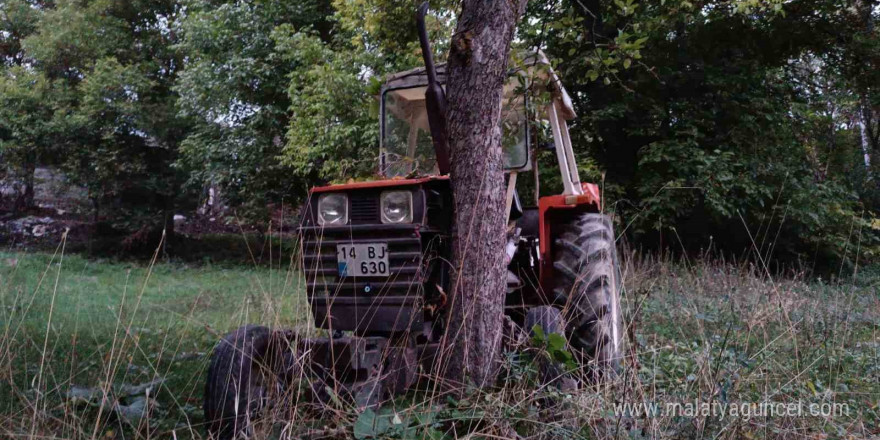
[522,0,879,264]
[530,323,577,372]
[273,28,381,182]
[21,0,129,77]
[174,0,334,218]
[354,407,447,439]
[6,0,197,233]
[0,67,58,169]
[1,0,877,263]
[0,1,51,208]
[0,0,43,66]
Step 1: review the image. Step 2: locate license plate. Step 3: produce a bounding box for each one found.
[336,243,389,277]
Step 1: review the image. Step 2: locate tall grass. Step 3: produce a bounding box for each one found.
[1,235,877,439]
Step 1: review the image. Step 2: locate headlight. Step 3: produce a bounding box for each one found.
[317,193,348,225]
[381,191,413,224]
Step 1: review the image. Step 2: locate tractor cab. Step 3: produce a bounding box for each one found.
[377,51,587,202]
[380,62,530,177]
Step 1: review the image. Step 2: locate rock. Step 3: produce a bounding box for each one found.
[9,216,55,235]
[115,396,154,424]
[173,214,186,225]
[66,386,113,409]
[32,224,48,237]
[118,378,165,397]
[66,386,102,404]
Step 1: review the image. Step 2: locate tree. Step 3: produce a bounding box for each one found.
[274,28,381,185]
[0,67,57,211]
[516,0,879,264]
[0,0,43,67]
[175,0,334,219]
[441,0,527,387]
[21,0,196,243]
[0,0,48,210]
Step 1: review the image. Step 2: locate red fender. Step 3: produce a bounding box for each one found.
[538,183,602,288]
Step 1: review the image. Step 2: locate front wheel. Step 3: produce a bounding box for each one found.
[551,213,622,380]
[204,325,276,439]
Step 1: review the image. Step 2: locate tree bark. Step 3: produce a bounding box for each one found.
[860,103,872,170]
[23,161,35,209]
[13,160,36,213]
[441,0,527,388]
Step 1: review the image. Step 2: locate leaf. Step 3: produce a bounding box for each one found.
[806,380,817,396]
[547,333,567,352]
[623,58,632,69]
[531,324,546,343]
[413,410,437,427]
[354,408,395,439]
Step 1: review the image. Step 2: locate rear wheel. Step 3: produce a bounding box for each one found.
[204,325,276,440]
[551,213,621,379]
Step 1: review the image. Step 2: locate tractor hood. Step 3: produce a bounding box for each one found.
[309,175,449,194]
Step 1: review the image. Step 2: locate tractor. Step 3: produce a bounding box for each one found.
[203,4,621,438]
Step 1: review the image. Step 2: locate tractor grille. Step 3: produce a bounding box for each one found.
[299,224,426,333]
[350,195,379,224]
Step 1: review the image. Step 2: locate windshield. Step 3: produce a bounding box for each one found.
[381,84,528,177]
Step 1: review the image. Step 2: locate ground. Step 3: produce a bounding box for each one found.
[0,247,878,439]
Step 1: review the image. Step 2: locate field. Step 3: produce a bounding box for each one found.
[0,244,310,438]
[1,244,878,439]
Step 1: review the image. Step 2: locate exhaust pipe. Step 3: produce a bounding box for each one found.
[416,2,451,175]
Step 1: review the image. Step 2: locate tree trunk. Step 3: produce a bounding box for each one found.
[13,160,36,213]
[860,104,872,170]
[441,0,527,388]
[23,161,35,209]
[163,197,175,256]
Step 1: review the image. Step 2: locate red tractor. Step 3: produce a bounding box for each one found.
[203,5,621,438]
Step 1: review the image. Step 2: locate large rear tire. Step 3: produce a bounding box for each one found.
[204,325,275,440]
[551,213,621,379]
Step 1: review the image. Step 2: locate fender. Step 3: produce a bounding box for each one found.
[538,182,602,287]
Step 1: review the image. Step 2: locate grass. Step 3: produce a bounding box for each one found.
[0,243,309,438]
[0,241,878,439]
